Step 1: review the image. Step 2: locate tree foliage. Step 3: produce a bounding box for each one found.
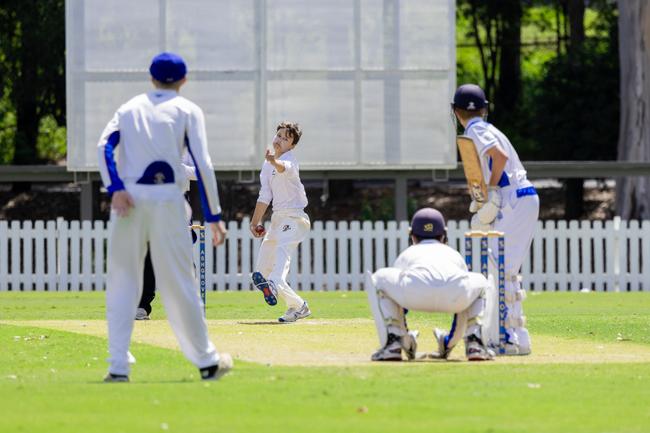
[0,0,622,177]
[0,0,65,164]
[532,5,619,161]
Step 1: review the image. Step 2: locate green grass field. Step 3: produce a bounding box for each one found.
[2,291,650,433]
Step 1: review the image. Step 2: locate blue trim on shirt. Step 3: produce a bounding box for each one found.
[185,134,221,223]
[516,186,537,197]
[488,157,510,187]
[104,131,125,193]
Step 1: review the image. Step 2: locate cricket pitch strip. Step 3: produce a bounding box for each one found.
[3,319,650,366]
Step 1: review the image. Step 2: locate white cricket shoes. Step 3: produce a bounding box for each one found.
[278,302,311,323]
[200,353,234,381]
[135,308,150,320]
[371,333,404,361]
[515,328,532,355]
[498,342,530,356]
[493,328,531,356]
[465,335,494,361]
[402,330,419,360]
[517,345,532,356]
[371,331,419,362]
[429,327,452,359]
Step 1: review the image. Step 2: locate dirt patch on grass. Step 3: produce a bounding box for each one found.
[4,318,650,366]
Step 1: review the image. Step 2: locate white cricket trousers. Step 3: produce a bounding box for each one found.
[372,268,488,348]
[491,193,540,350]
[255,209,310,309]
[106,184,219,375]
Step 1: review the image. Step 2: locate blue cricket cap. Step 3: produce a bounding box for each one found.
[149,52,187,83]
[452,84,488,111]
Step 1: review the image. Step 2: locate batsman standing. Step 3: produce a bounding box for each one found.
[98,52,232,381]
[452,84,539,355]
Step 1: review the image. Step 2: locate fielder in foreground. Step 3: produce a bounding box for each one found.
[452,84,540,355]
[97,52,231,382]
[249,122,312,323]
[366,208,493,362]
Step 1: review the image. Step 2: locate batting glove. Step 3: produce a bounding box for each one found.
[476,186,501,225]
[470,213,493,231]
[469,200,482,213]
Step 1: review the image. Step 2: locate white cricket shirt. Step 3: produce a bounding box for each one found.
[393,239,468,285]
[464,117,533,193]
[97,89,222,221]
[257,150,308,211]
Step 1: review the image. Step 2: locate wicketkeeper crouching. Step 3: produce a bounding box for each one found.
[366,207,494,362]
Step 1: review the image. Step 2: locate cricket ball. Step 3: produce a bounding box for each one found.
[255,225,265,235]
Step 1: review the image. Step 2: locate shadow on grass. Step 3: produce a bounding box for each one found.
[237,321,285,325]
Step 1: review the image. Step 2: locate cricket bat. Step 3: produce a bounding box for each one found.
[456,135,487,203]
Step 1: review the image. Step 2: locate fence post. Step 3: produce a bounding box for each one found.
[613,216,621,292]
[0,221,8,291]
[56,217,67,291]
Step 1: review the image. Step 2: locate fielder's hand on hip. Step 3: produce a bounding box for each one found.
[210,221,227,246]
[476,186,501,225]
[111,190,135,217]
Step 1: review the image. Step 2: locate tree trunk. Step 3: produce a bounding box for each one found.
[567,0,585,49]
[616,1,650,218]
[564,178,584,220]
[563,0,586,218]
[493,0,522,119]
[11,3,40,166]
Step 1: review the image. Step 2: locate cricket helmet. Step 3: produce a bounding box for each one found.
[410,208,446,239]
[452,84,488,111]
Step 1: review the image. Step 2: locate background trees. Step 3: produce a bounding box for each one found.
[616,1,650,219]
[2,1,647,220]
[457,0,619,218]
[0,0,66,166]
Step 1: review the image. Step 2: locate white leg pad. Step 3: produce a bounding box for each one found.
[365,271,389,347]
[507,315,526,328]
[482,273,500,349]
[505,289,527,303]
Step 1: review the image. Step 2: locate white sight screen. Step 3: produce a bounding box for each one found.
[66,0,456,171]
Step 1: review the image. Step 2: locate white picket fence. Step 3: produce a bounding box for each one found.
[0,218,648,292]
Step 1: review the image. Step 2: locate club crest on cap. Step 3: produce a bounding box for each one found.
[423,223,434,232]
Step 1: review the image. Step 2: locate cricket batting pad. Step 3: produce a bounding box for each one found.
[482,273,500,349]
[457,135,487,203]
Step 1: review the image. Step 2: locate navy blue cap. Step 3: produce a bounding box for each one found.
[149,52,187,83]
[410,208,446,238]
[452,84,488,111]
